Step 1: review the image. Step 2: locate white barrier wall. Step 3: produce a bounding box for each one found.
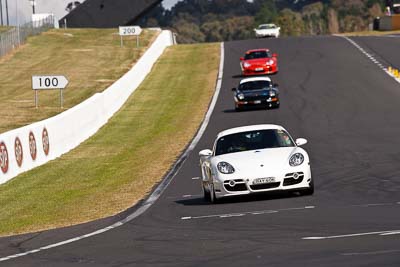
[0,30,173,185]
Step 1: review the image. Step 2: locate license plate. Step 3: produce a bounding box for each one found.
[253,177,275,184]
[255,68,263,71]
[253,100,261,104]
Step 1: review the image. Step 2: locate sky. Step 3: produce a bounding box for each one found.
[2,0,182,26]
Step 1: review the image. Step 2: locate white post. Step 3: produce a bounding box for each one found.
[60,89,63,108]
[35,90,38,108]
[16,0,20,45]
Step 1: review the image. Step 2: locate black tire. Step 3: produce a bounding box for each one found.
[203,184,210,201]
[301,179,314,196]
[209,183,218,204]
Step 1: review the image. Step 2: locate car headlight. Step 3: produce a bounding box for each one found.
[289,153,304,167]
[269,91,276,97]
[237,93,244,100]
[217,162,235,174]
[266,59,274,65]
[243,62,251,68]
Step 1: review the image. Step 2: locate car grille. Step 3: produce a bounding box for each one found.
[223,179,247,192]
[249,182,280,190]
[283,172,304,186]
[243,95,269,101]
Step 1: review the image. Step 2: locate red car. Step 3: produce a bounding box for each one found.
[240,49,278,76]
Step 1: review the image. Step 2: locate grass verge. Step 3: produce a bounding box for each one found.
[0,28,156,133]
[0,42,220,236]
[339,30,400,36]
[0,26,12,33]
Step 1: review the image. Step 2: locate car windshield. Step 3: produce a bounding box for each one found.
[244,51,271,60]
[259,24,275,29]
[239,81,271,91]
[215,129,295,156]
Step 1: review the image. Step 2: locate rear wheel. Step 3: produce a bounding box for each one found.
[235,104,242,112]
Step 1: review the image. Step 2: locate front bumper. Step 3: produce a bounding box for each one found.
[256,33,277,38]
[212,166,312,199]
[242,65,278,75]
[235,97,279,109]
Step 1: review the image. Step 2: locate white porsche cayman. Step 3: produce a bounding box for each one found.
[199,124,313,203]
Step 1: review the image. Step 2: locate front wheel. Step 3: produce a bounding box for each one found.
[203,183,210,201]
[209,183,218,204]
[301,179,314,196]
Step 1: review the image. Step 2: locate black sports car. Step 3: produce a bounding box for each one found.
[232,77,280,111]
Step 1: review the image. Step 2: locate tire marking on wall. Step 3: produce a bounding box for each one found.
[42,128,50,156]
[0,142,9,173]
[29,131,37,160]
[14,137,23,167]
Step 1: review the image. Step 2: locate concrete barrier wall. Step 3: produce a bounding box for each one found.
[0,30,173,185]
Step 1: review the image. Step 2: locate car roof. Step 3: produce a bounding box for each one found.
[239,76,271,84]
[217,124,286,139]
[246,49,270,54]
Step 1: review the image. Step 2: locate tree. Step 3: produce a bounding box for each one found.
[254,0,279,26]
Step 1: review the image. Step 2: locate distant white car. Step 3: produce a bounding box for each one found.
[199,124,313,203]
[254,24,280,38]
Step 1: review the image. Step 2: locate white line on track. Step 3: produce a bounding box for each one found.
[342,249,400,256]
[303,230,400,240]
[192,177,200,180]
[0,43,226,263]
[351,202,393,207]
[181,206,315,221]
[339,35,400,83]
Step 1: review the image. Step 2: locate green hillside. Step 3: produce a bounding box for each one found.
[141,0,384,42]
[0,28,156,133]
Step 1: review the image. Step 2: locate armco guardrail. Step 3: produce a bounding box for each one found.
[0,30,173,185]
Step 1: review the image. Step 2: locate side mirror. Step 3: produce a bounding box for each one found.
[295,138,308,146]
[231,87,236,91]
[272,53,278,58]
[199,149,212,157]
[273,83,279,87]
[240,57,244,61]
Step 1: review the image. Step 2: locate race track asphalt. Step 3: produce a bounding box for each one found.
[1,35,400,266]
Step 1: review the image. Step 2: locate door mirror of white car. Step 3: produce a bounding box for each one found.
[199,149,213,157]
[296,138,308,146]
[231,87,236,91]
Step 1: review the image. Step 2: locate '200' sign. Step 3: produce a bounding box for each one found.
[119,26,142,36]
